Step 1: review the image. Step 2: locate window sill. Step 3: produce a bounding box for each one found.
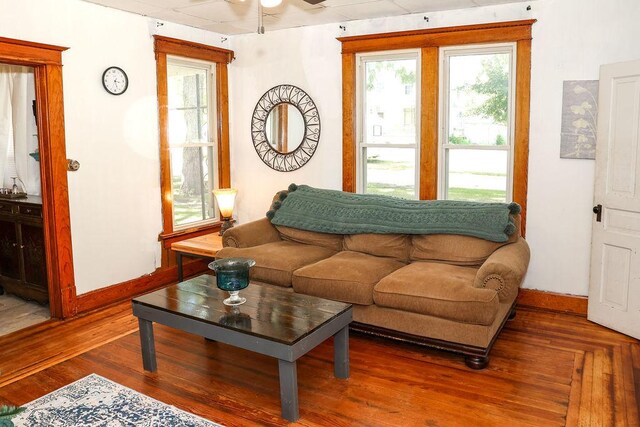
[159,222,222,248]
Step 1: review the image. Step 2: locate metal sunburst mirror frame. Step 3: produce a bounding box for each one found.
[251,84,321,172]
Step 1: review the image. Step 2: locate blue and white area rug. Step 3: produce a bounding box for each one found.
[12,374,224,427]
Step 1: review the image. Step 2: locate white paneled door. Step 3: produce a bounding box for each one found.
[588,59,640,339]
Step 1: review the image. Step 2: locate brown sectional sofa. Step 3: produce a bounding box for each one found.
[217,210,530,369]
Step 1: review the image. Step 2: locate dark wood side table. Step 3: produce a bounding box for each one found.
[170,233,223,282]
[132,275,352,422]
[0,196,47,303]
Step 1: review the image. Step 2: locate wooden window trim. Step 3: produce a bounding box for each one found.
[339,20,534,235]
[154,36,234,244]
[154,36,234,64]
[0,37,77,318]
[420,47,439,200]
[338,20,535,53]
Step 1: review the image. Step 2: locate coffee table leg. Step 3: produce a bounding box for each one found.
[334,325,350,378]
[176,252,184,282]
[138,318,157,372]
[278,359,299,421]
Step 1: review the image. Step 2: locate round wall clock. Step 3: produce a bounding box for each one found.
[102,66,128,95]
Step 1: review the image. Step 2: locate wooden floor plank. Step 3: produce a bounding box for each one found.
[565,351,585,426]
[632,343,640,421]
[578,351,594,426]
[0,305,637,426]
[0,302,138,387]
[612,346,628,426]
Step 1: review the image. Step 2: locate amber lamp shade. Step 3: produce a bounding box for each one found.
[213,188,237,236]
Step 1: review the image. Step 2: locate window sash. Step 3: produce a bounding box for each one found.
[361,146,418,199]
[355,50,421,198]
[438,43,516,202]
[167,57,219,230]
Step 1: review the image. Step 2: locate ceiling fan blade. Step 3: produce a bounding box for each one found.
[302,0,325,4]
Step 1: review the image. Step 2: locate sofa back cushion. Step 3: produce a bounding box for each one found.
[344,233,410,262]
[276,225,344,252]
[410,214,521,266]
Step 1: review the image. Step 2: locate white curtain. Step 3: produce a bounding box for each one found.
[0,64,39,195]
[0,66,11,188]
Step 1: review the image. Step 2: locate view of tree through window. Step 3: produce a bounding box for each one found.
[444,49,512,202]
[360,54,419,199]
[167,61,217,227]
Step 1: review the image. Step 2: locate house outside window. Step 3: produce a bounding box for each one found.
[403,107,416,127]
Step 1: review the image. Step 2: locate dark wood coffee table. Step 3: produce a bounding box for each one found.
[131,275,352,422]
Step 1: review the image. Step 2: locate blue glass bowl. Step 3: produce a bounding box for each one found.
[208,258,256,306]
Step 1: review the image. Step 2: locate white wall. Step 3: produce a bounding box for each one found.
[526,0,640,295]
[1,0,229,294]
[229,0,640,296]
[229,25,344,221]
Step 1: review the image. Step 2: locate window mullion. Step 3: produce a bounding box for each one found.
[443,145,510,150]
[360,143,417,149]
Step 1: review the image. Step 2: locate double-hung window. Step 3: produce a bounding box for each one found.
[154,36,233,255]
[440,44,515,202]
[167,58,217,228]
[357,51,420,199]
[341,20,533,231]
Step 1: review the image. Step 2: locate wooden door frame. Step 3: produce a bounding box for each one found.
[0,37,76,318]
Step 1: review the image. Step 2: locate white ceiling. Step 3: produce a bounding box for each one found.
[82,0,528,35]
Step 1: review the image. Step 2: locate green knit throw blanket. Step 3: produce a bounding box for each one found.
[267,184,520,242]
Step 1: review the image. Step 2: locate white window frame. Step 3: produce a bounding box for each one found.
[438,43,517,202]
[167,55,219,230]
[355,49,422,198]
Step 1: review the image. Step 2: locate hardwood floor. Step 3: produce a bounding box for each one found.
[0,302,637,426]
[0,302,137,386]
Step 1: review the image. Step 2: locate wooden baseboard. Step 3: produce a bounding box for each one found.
[76,269,588,318]
[517,288,588,316]
[75,259,209,314]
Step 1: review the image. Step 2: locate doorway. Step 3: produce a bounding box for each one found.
[0,36,76,322]
[0,63,51,335]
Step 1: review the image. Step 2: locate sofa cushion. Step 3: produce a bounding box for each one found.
[410,234,506,266]
[292,251,405,305]
[216,241,336,287]
[276,225,344,252]
[343,233,410,262]
[410,215,521,266]
[373,262,499,325]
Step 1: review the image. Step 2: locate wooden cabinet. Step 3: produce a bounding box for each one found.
[0,196,47,304]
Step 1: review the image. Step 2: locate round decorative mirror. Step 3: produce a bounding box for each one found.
[251,85,320,172]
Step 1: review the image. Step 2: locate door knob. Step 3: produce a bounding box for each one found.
[67,159,80,171]
[593,204,603,222]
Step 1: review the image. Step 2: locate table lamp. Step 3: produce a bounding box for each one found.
[213,188,237,235]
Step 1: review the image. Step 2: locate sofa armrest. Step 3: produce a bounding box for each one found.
[473,237,530,302]
[222,218,281,248]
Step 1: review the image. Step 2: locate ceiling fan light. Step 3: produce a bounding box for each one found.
[260,0,282,7]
